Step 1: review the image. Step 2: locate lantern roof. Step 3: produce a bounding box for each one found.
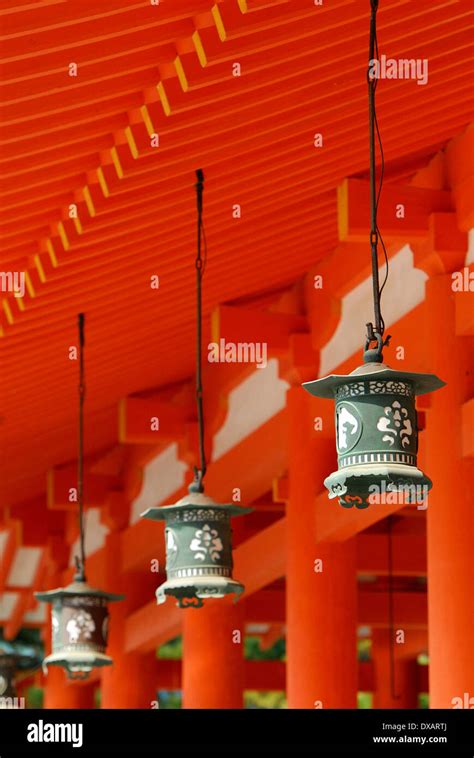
[303,361,446,399]
[41,650,115,673]
[141,491,252,521]
[35,579,124,604]
[156,575,246,607]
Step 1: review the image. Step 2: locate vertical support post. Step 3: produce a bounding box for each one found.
[100,532,158,708]
[286,387,357,708]
[101,643,158,708]
[371,629,419,708]
[182,600,245,708]
[43,668,95,709]
[424,274,474,707]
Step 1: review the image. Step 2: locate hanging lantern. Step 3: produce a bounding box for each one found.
[36,314,124,679]
[142,170,250,607]
[303,357,444,508]
[142,493,251,608]
[0,631,44,706]
[35,581,122,680]
[303,1,445,509]
[0,646,17,701]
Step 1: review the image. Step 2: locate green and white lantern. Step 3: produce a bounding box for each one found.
[303,360,445,509]
[35,581,124,680]
[142,492,251,608]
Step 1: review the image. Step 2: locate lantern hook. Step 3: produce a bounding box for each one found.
[364,324,391,363]
[189,466,205,494]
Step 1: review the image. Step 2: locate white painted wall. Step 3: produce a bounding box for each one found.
[0,592,18,622]
[23,603,47,624]
[130,442,187,524]
[6,547,42,588]
[465,228,474,265]
[319,245,428,376]
[69,508,109,566]
[212,358,289,461]
[0,531,8,562]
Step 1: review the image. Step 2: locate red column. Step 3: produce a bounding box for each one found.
[44,668,95,709]
[100,533,159,708]
[101,647,158,708]
[372,629,419,709]
[424,275,474,707]
[286,387,357,708]
[182,600,245,708]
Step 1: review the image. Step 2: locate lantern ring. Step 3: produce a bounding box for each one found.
[364,330,384,363]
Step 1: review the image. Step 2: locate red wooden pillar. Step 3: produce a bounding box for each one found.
[424,274,474,708]
[286,387,357,708]
[100,588,159,708]
[372,629,419,709]
[182,599,245,708]
[44,667,95,709]
[100,533,159,708]
[100,583,159,708]
[101,646,158,708]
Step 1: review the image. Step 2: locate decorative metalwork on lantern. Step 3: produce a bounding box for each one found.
[303,362,444,508]
[142,493,251,608]
[35,581,123,680]
[302,1,445,509]
[0,646,17,701]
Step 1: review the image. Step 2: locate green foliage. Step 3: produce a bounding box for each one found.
[244,690,286,709]
[157,636,183,660]
[158,690,182,709]
[357,637,372,661]
[157,635,286,662]
[26,686,44,709]
[244,636,285,661]
[419,692,429,709]
[357,691,373,709]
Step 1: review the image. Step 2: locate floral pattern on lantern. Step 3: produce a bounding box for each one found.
[66,610,95,644]
[190,524,224,562]
[377,400,413,447]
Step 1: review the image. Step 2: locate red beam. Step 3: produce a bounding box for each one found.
[357,533,426,577]
[338,178,452,243]
[359,590,427,629]
[47,463,119,510]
